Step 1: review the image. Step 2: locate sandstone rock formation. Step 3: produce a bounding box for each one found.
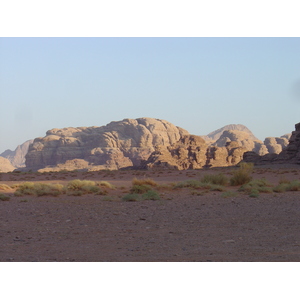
[243,123,299,165]
[144,135,208,170]
[202,124,259,144]
[25,118,189,171]
[0,140,33,168]
[0,157,15,172]
[144,137,248,170]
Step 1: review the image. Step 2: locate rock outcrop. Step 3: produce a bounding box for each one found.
[243,123,299,165]
[144,135,208,170]
[0,140,34,168]
[144,137,248,170]
[25,118,189,171]
[0,157,15,172]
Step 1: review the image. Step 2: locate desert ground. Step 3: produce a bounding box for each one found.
[1,164,300,262]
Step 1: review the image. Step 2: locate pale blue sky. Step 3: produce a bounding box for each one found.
[1,37,300,153]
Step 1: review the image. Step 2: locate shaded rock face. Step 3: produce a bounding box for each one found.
[25,118,189,171]
[243,122,299,165]
[144,137,248,170]
[0,157,15,172]
[0,140,34,168]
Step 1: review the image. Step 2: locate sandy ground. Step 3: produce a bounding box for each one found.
[1,165,300,262]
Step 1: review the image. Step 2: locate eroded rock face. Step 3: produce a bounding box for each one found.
[145,135,208,170]
[144,137,248,170]
[243,122,299,165]
[25,118,189,171]
[0,157,15,172]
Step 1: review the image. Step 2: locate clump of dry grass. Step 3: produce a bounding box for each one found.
[0,184,12,191]
[230,162,253,186]
[132,178,158,187]
[14,182,64,197]
[200,173,229,186]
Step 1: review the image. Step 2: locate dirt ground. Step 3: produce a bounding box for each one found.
[1,165,300,262]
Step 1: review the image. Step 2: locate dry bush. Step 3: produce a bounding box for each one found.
[96,181,115,189]
[66,180,101,195]
[200,173,228,186]
[0,184,12,191]
[14,182,64,197]
[132,178,158,187]
[230,163,253,186]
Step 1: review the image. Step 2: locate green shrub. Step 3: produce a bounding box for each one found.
[273,183,290,193]
[230,163,253,186]
[122,193,140,202]
[174,180,202,189]
[0,193,10,201]
[287,180,300,191]
[130,184,152,194]
[142,190,160,200]
[200,173,228,186]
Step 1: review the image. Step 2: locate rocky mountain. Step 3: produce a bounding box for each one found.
[0,140,34,168]
[204,124,259,142]
[0,157,15,172]
[25,118,189,171]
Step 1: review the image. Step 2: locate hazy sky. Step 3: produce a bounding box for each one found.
[1,37,299,153]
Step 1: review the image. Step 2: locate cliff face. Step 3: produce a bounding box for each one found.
[25,118,189,171]
[0,140,33,168]
[243,122,300,165]
[144,136,248,170]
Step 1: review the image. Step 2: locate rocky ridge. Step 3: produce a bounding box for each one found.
[243,122,300,165]
[0,140,33,168]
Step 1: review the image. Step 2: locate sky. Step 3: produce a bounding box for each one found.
[1,37,300,153]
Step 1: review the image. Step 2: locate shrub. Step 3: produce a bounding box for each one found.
[174,180,202,189]
[239,179,273,196]
[142,190,160,200]
[230,163,253,186]
[273,183,289,193]
[130,184,152,194]
[96,181,115,189]
[0,184,12,191]
[286,180,300,191]
[200,173,228,186]
[132,178,157,187]
[0,193,10,201]
[14,182,64,197]
[122,193,140,202]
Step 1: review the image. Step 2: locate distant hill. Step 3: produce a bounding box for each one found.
[0,140,34,168]
[204,124,259,142]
